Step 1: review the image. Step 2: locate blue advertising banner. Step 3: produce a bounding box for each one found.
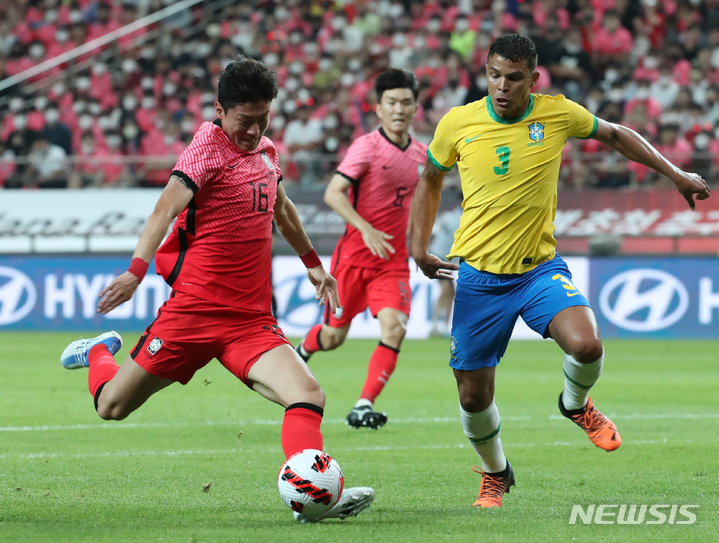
[2,255,717,338]
[589,258,719,338]
[0,256,170,331]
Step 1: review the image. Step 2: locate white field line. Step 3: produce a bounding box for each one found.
[2,412,718,433]
[0,416,528,433]
[5,436,719,461]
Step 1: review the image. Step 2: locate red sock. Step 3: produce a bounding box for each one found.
[302,324,325,354]
[359,342,399,403]
[282,404,324,458]
[88,344,119,400]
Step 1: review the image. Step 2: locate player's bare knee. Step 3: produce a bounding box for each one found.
[300,379,325,409]
[572,339,604,364]
[97,400,130,421]
[382,320,407,347]
[459,392,492,413]
[323,333,344,350]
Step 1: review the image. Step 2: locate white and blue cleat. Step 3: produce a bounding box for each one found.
[60,331,123,369]
[294,487,375,523]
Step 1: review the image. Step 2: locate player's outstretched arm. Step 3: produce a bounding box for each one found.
[410,160,460,279]
[592,118,711,210]
[274,183,340,314]
[97,175,195,314]
[324,173,395,260]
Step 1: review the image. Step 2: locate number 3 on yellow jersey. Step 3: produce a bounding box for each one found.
[494,146,510,175]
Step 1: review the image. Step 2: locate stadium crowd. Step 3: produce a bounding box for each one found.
[2,0,719,188]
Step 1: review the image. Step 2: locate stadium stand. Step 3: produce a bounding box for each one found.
[1,0,719,190]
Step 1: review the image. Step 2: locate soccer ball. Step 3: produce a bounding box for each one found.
[277,449,344,518]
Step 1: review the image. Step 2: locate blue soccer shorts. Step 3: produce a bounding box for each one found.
[449,255,591,371]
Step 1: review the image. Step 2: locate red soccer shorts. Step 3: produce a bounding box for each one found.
[325,264,411,328]
[131,290,291,387]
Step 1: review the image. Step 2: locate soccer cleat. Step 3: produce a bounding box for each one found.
[60,331,122,369]
[345,405,388,429]
[294,487,375,522]
[294,341,312,363]
[558,393,621,452]
[472,462,515,508]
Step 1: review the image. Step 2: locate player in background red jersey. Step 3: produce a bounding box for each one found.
[295,69,427,429]
[60,57,374,522]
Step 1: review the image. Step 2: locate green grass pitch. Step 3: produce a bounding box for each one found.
[1,333,717,542]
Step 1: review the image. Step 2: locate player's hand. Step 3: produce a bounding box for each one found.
[360,225,395,260]
[97,271,140,314]
[306,266,341,315]
[674,171,711,210]
[414,252,459,279]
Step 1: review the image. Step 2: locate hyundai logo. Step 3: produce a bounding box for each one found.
[0,266,37,325]
[599,269,688,332]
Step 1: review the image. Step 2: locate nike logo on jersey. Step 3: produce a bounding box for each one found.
[465,134,481,143]
[382,165,392,169]
[228,163,240,169]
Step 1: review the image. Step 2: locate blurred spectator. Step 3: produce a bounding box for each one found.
[283,104,323,186]
[0,139,17,188]
[651,62,680,108]
[533,17,564,70]
[545,27,595,101]
[625,78,662,118]
[692,124,714,182]
[448,15,476,62]
[4,110,38,187]
[70,129,130,187]
[656,124,693,172]
[593,10,634,67]
[26,133,68,188]
[138,120,185,187]
[42,102,73,154]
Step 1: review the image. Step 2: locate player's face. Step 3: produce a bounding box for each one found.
[375,88,418,137]
[486,55,540,119]
[216,100,271,152]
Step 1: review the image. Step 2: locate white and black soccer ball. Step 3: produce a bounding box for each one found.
[277,449,344,518]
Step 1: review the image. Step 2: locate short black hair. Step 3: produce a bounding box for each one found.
[488,34,538,72]
[374,68,420,102]
[217,55,279,111]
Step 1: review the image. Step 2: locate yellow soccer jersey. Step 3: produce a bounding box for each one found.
[428,93,597,274]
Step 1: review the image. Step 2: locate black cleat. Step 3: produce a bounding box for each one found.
[345,405,388,429]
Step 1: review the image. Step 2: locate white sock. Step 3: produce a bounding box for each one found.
[561,352,603,410]
[460,400,507,473]
[355,398,372,409]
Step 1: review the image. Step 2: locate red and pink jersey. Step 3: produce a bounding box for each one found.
[333,128,427,271]
[155,120,281,314]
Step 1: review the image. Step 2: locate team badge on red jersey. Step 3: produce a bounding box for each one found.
[147,337,164,356]
[260,151,274,170]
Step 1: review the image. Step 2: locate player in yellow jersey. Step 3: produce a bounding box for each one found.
[410,34,711,509]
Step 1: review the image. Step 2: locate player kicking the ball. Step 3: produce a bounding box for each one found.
[60,57,374,522]
[295,69,427,429]
[411,35,710,508]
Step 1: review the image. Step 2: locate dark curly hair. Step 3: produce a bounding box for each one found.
[374,68,420,102]
[488,34,538,72]
[217,56,279,111]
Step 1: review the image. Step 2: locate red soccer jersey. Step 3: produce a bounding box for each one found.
[155,120,281,314]
[333,128,427,270]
